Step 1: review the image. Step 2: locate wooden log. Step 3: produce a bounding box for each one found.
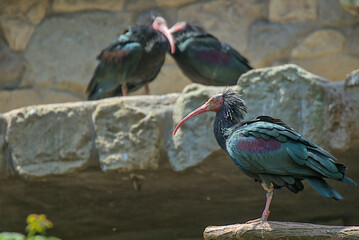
[204,221,359,240]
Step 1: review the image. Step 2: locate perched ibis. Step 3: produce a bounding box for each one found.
[173,89,356,222]
[86,16,175,100]
[168,22,252,86]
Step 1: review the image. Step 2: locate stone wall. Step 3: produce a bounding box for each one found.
[0,0,358,113]
[1,64,358,177]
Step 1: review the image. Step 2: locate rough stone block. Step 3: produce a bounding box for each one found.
[291,54,359,82]
[291,30,346,59]
[155,0,199,7]
[93,100,161,171]
[6,104,93,177]
[52,0,125,12]
[22,11,132,97]
[0,88,82,113]
[0,38,25,89]
[247,21,310,67]
[345,69,359,88]
[269,0,318,22]
[0,116,8,176]
[238,64,353,151]
[318,0,359,26]
[169,84,228,171]
[0,17,35,51]
[340,0,359,15]
[177,0,267,53]
[0,0,48,25]
[347,26,359,55]
[344,69,359,136]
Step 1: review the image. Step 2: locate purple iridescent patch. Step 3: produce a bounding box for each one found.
[236,137,282,154]
[195,49,232,65]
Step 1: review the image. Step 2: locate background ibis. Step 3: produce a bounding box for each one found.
[169,22,253,86]
[86,16,175,100]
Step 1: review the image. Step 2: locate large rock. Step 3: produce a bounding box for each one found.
[345,69,359,88]
[125,1,159,11]
[291,54,359,82]
[0,0,47,51]
[247,21,311,67]
[0,117,8,177]
[155,0,199,7]
[0,94,179,178]
[238,64,354,151]
[0,17,35,51]
[347,26,359,56]
[0,88,82,113]
[345,69,359,141]
[52,0,125,12]
[169,84,229,171]
[317,0,359,26]
[291,30,346,59]
[93,100,161,171]
[340,0,359,15]
[177,0,267,53]
[0,38,25,89]
[0,0,48,25]
[22,11,132,98]
[5,103,94,177]
[269,0,318,23]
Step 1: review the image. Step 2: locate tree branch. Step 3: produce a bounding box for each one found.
[204,221,359,240]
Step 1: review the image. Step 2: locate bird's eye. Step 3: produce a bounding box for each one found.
[210,99,215,103]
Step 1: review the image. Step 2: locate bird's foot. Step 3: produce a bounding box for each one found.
[246,210,270,224]
[245,218,262,224]
[261,210,270,222]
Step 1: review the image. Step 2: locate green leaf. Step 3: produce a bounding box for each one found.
[27,236,61,240]
[0,232,26,240]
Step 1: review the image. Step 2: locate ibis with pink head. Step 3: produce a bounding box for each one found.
[86,16,175,100]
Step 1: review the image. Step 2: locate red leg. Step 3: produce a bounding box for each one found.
[261,191,273,222]
[145,82,150,95]
[246,183,274,224]
[260,182,274,222]
[121,83,128,96]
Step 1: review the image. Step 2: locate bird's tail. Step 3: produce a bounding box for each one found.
[304,177,343,200]
[335,163,357,186]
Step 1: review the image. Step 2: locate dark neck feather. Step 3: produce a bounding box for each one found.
[213,93,246,150]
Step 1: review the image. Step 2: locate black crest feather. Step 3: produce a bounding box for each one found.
[222,88,247,122]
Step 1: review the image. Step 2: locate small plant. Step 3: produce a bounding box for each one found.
[0,214,61,240]
[25,214,57,240]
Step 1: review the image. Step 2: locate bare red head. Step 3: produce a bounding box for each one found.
[152,16,176,54]
[173,94,224,135]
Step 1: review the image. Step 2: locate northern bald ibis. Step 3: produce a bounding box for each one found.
[86,16,175,100]
[173,89,356,222]
[169,22,252,86]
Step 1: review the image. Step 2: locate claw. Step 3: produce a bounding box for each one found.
[245,218,262,224]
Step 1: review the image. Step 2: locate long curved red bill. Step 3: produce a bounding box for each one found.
[169,21,187,34]
[159,23,176,54]
[173,103,208,135]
